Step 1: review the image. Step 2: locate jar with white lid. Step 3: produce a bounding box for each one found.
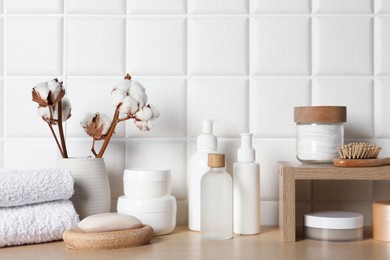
[294,106,347,164]
[304,211,363,242]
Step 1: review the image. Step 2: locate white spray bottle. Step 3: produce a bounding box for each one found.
[233,133,260,235]
[188,120,217,231]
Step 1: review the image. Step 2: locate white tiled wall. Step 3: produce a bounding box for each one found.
[1,0,390,226]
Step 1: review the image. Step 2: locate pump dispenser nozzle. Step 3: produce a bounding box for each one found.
[197,120,217,149]
[237,133,255,162]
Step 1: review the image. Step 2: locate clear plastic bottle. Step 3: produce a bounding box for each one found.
[188,120,217,231]
[201,153,232,240]
[233,133,260,235]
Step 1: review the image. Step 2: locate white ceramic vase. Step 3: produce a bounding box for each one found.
[58,158,111,219]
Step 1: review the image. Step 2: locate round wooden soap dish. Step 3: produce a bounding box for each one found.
[63,224,154,250]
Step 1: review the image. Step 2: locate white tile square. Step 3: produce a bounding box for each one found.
[252,0,310,14]
[250,79,311,137]
[260,201,278,226]
[0,18,2,75]
[66,139,126,200]
[189,17,248,76]
[5,139,60,169]
[0,80,3,137]
[313,0,372,13]
[375,0,390,13]
[66,77,126,138]
[313,17,373,75]
[252,17,310,75]
[125,78,187,138]
[375,79,390,138]
[67,17,125,76]
[6,0,63,13]
[313,78,374,138]
[6,17,63,76]
[254,139,296,201]
[126,140,187,200]
[128,0,186,14]
[5,78,57,137]
[127,18,186,76]
[375,17,390,75]
[313,180,372,201]
[0,0,3,13]
[67,0,125,14]
[188,79,249,138]
[189,0,248,14]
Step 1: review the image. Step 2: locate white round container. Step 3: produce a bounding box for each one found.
[117,195,177,236]
[304,211,363,242]
[123,169,171,199]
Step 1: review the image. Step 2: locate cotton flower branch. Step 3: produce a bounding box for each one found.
[32,79,71,158]
[33,74,159,159]
[81,73,159,158]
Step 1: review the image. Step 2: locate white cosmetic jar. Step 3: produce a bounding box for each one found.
[123,169,171,199]
[304,211,363,242]
[117,195,177,236]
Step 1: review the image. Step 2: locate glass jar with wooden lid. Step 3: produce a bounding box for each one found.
[294,106,347,164]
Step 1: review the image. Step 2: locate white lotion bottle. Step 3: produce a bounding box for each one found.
[233,133,260,235]
[201,153,232,240]
[188,120,217,231]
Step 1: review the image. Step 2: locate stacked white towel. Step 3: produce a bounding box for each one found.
[0,169,79,247]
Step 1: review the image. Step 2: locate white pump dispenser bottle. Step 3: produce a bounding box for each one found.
[233,133,260,235]
[188,120,217,231]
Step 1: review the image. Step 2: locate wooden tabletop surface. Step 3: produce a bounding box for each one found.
[1,226,390,259]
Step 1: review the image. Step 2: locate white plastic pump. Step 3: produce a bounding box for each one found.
[188,120,218,231]
[237,133,255,162]
[197,120,217,149]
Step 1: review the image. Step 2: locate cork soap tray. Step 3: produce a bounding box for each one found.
[63,225,154,250]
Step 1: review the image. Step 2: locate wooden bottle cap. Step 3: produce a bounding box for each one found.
[208,154,225,168]
[294,106,347,123]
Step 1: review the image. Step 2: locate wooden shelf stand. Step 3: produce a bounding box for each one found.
[278,161,390,242]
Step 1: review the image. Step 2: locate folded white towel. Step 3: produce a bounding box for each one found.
[0,200,79,247]
[0,168,74,207]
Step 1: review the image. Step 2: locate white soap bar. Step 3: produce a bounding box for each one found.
[78,213,142,233]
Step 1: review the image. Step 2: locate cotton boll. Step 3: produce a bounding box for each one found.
[98,113,112,135]
[147,117,159,130]
[129,82,147,108]
[135,106,153,121]
[113,80,131,92]
[37,106,51,121]
[134,120,149,131]
[34,82,50,99]
[81,112,95,130]
[129,81,145,94]
[60,98,72,121]
[111,89,127,107]
[119,96,139,115]
[148,104,160,117]
[47,79,63,101]
[131,91,148,109]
